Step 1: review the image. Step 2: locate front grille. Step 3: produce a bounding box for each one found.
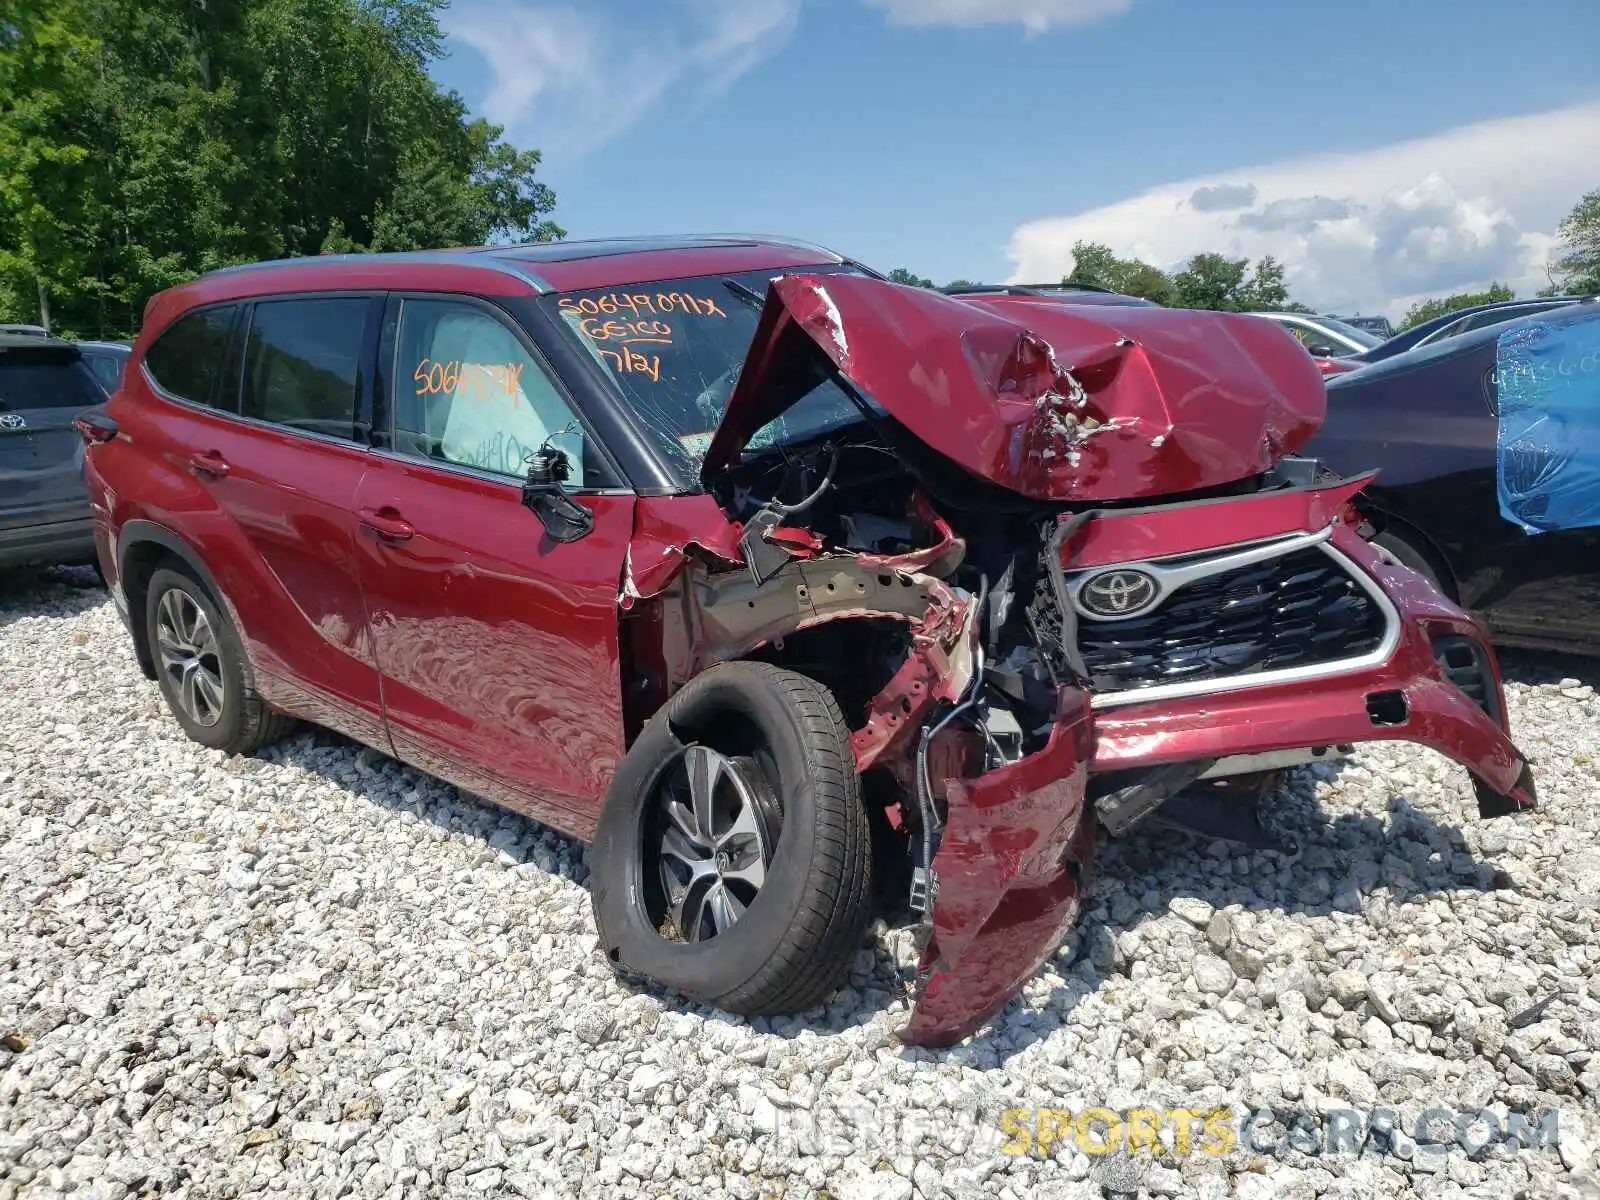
[1072,547,1388,693]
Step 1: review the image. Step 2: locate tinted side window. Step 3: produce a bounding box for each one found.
[241,298,369,441]
[144,306,238,407]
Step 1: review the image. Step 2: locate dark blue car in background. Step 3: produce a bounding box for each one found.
[1307,303,1600,655]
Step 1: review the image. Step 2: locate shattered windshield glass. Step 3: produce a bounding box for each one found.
[544,267,871,477]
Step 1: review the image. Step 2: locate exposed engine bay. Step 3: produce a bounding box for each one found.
[606,273,1536,1047]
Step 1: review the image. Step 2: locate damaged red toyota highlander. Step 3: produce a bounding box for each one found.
[80,236,1535,1047]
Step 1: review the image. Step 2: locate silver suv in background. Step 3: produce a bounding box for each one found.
[1247,311,1386,358]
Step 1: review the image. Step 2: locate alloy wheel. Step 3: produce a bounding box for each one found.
[155,587,225,727]
[653,745,778,942]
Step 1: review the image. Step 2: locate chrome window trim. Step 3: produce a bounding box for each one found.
[140,362,372,452]
[1046,522,1402,711]
[362,443,631,497]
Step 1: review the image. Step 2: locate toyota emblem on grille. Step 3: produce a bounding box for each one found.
[0,413,24,431]
[1078,568,1160,618]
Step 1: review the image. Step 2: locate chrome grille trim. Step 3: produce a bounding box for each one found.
[1048,522,1402,710]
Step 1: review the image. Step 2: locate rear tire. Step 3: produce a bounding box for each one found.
[144,566,294,755]
[590,661,872,1016]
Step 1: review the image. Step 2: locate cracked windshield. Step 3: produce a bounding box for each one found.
[547,267,871,476]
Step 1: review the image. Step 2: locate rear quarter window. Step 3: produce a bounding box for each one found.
[144,306,240,408]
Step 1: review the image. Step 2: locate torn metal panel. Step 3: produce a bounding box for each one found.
[620,495,745,606]
[1057,473,1376,569]
[899,686,1096,1048]
[701,273,1325,501]
[848,587,977,771]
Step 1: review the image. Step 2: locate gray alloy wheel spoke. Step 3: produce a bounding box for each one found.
[156,591,195,654]
[155,588,225,727]
[684,744,722,842]
[659,824,718,936]
[674,878,715,942]
[706,884,747,936]
[664,795,707,850]
[655,745,776,942]
[192,665,224,722]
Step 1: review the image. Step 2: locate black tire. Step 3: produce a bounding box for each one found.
[590,661,872,1016]
[144,565,294,755]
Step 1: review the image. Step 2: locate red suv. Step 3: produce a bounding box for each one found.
[80,235,1535,1046]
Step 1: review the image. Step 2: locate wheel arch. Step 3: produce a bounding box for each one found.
[1356,503,1461,601]
[117,521,240,681]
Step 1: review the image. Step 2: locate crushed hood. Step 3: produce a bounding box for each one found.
[700,274,1327,502]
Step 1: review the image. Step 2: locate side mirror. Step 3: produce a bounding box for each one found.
[1306,343,1336,358]
[521,448,594,543]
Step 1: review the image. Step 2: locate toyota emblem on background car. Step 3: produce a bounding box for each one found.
[0,412,27,430]
[1078,568,1161,618]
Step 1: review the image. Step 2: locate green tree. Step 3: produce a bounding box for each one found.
[1546,188,1600,296]
[1064,240,1173,305]
[1399,283,1515,331]
[945,278,980,289]
[1237,255,1291,311]
[887,267,934,288]
[1170,252,1250,311]
[0,0,562,339]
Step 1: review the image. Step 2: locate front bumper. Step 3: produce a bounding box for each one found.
[900,484,1533,1047]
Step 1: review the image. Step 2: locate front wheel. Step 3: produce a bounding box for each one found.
[590,662,872,1016]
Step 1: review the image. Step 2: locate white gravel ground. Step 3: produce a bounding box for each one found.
[2,567,1598,1200]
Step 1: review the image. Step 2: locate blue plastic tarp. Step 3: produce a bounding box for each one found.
[1495,308,1600,534]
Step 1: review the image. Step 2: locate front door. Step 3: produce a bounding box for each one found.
[352,295,633,837]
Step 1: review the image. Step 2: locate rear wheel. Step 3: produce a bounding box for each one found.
[590,661,872,1016]
[145,566,294,754]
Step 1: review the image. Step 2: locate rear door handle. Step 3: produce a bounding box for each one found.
[359,507,415,543]
[189,450,230,478]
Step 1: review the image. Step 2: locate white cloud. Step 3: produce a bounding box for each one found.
[444,0,801,159]
[863,0,1134,32]
[1007,102,1600,317]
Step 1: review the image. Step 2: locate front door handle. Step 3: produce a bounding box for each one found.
[189,450,230,478]
[359,507,415,543]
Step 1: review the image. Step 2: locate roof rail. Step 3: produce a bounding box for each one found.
[199,249,550,291]
[940,281,1121,296]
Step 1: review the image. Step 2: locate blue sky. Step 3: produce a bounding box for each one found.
[431,0,1600,315]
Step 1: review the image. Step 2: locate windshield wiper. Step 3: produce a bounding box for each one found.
[722,278,765,310]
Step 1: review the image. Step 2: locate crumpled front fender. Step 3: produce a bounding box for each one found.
[899,687,1096,1048]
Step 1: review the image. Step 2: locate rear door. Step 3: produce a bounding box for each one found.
[0,341,105,544]
[351,293,634,835]
[137,295,388,747]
